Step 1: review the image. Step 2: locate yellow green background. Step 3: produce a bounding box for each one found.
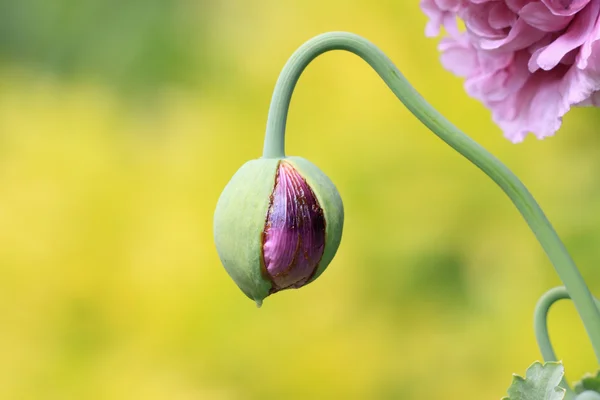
[1,1,599,399]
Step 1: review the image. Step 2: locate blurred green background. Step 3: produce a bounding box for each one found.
[2,1,600,399]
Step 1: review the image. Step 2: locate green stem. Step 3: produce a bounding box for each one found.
[262,31,600,363]
[534,287,600,397]
[535,287,571,363]
[534,287,575,397]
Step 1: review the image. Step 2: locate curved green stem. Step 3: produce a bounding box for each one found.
[262,31,600,363]
[535,287,572,363]
[534,287,576,397]
[534,287,600,397]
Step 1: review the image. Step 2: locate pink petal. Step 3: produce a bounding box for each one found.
[530,0,600,70]
[519,2,573,32]
[542,0,592,16]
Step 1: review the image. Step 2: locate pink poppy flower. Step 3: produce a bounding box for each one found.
[421,0,600,142]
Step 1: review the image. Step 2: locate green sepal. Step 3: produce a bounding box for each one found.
[213,158,279,305]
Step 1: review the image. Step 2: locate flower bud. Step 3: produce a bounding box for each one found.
[213,156,344,306]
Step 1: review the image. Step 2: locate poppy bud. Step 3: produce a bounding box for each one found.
[213,156,344,306]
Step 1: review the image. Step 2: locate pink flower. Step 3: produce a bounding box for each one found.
[421,0,600,142]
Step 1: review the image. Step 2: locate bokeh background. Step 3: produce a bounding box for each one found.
[2,1,600,399]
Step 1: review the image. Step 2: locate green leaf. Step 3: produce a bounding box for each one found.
[574,370,600,394]
[502,362,566,400]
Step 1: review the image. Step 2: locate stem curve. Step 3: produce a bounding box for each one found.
[535,287,575,396]
[262,31,600,363]
[534,287,600,397]
[535,288,600,382]
[535,287,572,364]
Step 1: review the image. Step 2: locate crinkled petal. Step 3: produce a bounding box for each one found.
[542,0,591,16]
[421,0,600,141]
[529,0,600,70]
[263,162,326,291]
[519,2,573,32]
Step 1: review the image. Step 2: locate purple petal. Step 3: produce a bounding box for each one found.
[262,161,325,292]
